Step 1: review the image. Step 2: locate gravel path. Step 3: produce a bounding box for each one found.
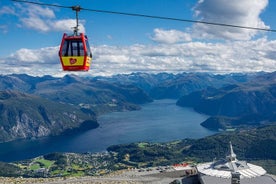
[0,167,194,184]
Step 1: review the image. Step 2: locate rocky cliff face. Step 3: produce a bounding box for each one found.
[0,90,98,142]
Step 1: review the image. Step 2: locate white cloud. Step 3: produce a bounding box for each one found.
[24,4,55,19]
[0,25,8,34]
[13,3,85,33]
[2,38,275,76]
[0,6,16,33]
[148,0,269,45]
[20,17,51,32]
[8,47,58,64]
[192,0,269,40]
[151,28,192,44]
[52,19,85,33]
[2,47,62,76]
[0,6,16,15]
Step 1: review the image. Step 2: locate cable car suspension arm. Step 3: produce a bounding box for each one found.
[72,6,81,36]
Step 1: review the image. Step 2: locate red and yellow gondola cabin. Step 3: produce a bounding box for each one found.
[59,33,92,71]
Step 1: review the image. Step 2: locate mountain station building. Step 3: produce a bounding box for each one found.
[196,142,275,184]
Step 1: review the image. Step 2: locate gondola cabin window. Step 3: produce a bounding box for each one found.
[61,40,85,56]
[85,39,92,58]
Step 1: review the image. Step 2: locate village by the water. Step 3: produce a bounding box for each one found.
[1,142,275,184]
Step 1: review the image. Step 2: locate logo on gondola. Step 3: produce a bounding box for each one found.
[69,58,77,65]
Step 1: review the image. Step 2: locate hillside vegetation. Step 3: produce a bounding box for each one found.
[107,125,276,173]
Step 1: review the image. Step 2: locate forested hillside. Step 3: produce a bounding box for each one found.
[108,125,276,173]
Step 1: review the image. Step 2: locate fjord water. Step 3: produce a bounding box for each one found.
[0,99,216,162]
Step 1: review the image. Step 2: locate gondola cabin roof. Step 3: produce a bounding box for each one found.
[59,33,92,71]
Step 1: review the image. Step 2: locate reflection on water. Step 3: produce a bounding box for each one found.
[0,99,216,162]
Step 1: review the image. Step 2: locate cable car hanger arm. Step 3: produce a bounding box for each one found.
[11,0,276,33]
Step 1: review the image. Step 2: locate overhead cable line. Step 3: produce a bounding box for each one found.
[11,0,276,33]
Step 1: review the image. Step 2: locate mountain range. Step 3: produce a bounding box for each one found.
[176,72,276,130]
[0,71,275,142]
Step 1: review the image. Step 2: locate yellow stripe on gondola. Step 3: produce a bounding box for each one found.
[61,56,91,67]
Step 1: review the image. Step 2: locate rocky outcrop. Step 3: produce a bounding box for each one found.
[0,90,98,143]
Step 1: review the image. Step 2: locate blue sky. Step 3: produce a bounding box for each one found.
[0,0,276,76]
